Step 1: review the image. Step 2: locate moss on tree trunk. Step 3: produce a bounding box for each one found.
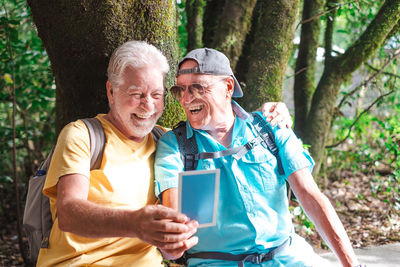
[239,0,300,111]
[185,0,206,51]
[202,0,226,47]
[27,0,182,132]
[210,0,257,68]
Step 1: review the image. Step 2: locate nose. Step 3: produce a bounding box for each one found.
[181,85,194,104]
[140,94,154,110]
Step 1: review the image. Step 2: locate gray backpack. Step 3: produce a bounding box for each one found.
[23,117,165,263]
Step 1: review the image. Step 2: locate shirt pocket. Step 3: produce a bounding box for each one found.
[239,145,281,192]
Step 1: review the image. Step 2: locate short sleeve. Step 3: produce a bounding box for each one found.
[43,120,91,199]
[154,130,184,198]
[253,111,314,179]
[274,126,314,178]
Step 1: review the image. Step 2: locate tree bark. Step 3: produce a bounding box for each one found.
[293,0,324,140]
[239,0,300,111]
[186,0,206,51]
[27,0,179,132]
[203,0,226,47]
[305,0,400,175]
[210,0,257,68]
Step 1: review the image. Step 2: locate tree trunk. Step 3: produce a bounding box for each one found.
[27,0,180,132]
[186,0,206,51]
[239,0,300,111]
[305,0,400,175]
[203,0,226,47]
[210,0,257,68]
[293,0,324,140]
[235,2,261,85]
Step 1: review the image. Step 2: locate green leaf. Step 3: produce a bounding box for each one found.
[3,73,13,84]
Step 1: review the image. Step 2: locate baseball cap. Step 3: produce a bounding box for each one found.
[177,48,243,98]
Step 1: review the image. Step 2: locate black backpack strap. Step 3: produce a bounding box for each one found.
[250,113,285,175]
[151,125,165,143]
[172,115,285,175]
[81,118,106,170]
[173,121,199,171]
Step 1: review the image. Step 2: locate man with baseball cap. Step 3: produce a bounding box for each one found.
[154,48,363,266]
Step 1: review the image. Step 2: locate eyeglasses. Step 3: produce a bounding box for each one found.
[169,83,205,99]
[169,78,226,99]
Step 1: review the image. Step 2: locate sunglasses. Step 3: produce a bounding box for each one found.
[169,78,227,99]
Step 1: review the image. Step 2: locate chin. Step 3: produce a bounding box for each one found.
[188,119,206,130]
[128,127,152,141]
[128,121,157,137]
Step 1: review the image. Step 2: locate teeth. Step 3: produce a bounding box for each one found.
[189,105,203,112]
[134,113,153,119]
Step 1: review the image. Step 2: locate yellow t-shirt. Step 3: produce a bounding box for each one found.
[37,114,165,267]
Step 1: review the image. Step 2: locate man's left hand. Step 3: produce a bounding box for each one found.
[159,220,199,260]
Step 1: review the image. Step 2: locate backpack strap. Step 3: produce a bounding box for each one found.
[151,125,165,143]
[173,121,199,171]
[250,112,285,175]
[35,146,55,176]
[81,118,106,170]
[172,121,264,170]
[172,114,285,175]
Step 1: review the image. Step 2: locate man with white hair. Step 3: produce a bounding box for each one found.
[37,41,291,266]
[37,41,199,266]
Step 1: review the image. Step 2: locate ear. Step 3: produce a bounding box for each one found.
[225,77,234,98]
[106,80,115,105]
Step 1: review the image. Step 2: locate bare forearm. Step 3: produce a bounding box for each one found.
[298,192,358,267]
[57,198,138,238]
[162,188,178,210]
[56,174,196,250]
[288,168,359,267]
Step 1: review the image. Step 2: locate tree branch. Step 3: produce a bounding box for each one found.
[324,0,339,62]
[326,90,395,148]
[338,49,400,109]
[365,63,400,79]
[297,0,358,28]
[285,66,308,80]
[335,0,400,75]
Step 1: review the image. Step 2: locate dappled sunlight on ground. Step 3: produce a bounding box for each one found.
[292,169,400,251]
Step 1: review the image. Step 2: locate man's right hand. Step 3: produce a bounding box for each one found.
[133,205,198,254]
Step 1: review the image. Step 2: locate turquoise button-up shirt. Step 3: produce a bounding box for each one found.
[154,101,314,264]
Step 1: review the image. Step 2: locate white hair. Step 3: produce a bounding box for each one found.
[107,40,170,89]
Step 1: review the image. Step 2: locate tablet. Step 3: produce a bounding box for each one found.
[178,169,220,228]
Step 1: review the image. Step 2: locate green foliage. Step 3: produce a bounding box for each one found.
[326,85,400,209]
[328,101,400,176]
[177,1,188,58]
[0,0,55,217]
[290,204,315,235]
[329,0,384,50]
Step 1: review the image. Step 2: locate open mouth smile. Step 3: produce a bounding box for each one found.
[132,113,154,119]
[188,104,204,114]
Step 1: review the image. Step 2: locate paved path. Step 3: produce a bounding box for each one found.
[319,243,400,267]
